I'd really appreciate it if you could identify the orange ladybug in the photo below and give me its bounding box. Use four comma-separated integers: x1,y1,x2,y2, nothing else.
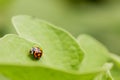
30,47,43,59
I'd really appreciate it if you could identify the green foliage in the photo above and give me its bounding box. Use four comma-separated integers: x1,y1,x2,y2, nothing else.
77,35,110,73
77,35,120,80
12,15,84,71
0,15,120,80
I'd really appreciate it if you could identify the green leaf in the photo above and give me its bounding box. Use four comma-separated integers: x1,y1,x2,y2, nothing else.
0,64,113,80
0,34,91,80
0,15,114,80
0,34,111,80
77,34,110,73
12,15,84,71
10,15,113,80
0,65,104,80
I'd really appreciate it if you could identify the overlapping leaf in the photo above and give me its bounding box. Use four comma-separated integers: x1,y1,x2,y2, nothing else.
12,15,84,71
77,34,110,72
0,15,117,80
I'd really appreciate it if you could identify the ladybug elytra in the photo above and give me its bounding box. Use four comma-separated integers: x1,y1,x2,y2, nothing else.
30,47,43,59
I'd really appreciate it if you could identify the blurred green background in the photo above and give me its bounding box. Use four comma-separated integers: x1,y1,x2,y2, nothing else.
0,0,120,55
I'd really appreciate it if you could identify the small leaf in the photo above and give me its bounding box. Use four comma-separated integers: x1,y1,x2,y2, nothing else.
77,34,110,72
12,15,84,71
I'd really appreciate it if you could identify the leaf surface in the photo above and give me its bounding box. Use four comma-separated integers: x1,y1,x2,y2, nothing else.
12,15,84,71
77,34,110,72
0,34,111,80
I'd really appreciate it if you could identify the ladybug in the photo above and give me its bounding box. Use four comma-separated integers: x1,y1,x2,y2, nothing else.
30,47,43,59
